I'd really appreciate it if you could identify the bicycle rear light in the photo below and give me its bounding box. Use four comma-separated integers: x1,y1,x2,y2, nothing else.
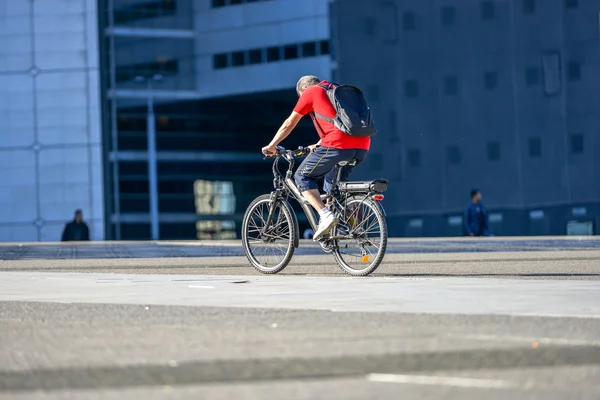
372,194,384,201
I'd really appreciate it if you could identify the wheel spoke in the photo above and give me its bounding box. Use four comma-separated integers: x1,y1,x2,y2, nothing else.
332,198,387,275
244,199,294,273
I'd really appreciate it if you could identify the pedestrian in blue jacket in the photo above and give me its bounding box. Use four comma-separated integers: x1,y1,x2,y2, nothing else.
465,189,491,236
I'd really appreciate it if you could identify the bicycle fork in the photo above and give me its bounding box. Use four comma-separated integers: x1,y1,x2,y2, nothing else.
260,191,281,238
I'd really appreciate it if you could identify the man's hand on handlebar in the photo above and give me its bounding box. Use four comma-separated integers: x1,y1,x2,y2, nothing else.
261,144,277,157
308,144,320,152
261,145,317,159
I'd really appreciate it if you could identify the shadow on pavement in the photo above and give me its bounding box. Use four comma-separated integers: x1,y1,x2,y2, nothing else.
2,345,600,392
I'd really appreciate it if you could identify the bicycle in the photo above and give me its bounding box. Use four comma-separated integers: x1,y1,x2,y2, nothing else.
241,145,388,276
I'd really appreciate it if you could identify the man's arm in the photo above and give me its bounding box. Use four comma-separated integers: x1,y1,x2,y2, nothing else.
262,111,303,154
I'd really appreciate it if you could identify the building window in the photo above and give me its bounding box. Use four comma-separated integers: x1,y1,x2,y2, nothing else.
364,17,377,35
528,137,541,158
381,1,399,44
487,141,500,161
481,1,495,20
403,11,416,31
114,0,177,24
318,40,330,55
124,222,158,241
525,67,539,86
116,59,179,83
408,149,421,167
117,132,146,151
213,53,228,69
159,223,197,240
565,0,578,9
404,79,419,98
484,71,497,90
213,40,328,70
120,224,151,240
570,133,584,154
542,52,561,95
444,75,459,95
284,44,298,60
441,6,456,26
266,46,280,62
248,48,262,64
231,51,245,67
301,41,316,57
120,195,150,213
523,0,535,14
567,61,581,81
119,179,149,195
446,145,461,165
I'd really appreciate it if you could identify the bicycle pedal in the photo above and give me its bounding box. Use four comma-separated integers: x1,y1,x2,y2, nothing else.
318,240,334,253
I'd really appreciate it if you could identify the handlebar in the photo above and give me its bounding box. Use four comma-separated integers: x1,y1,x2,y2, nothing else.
264,145,318,181
262,145,317,160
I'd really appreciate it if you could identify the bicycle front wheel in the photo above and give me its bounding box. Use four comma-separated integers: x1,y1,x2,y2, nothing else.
332,196,387,276
241,194,295,274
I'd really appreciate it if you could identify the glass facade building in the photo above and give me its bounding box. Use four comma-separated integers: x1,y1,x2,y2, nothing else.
98,0,332,240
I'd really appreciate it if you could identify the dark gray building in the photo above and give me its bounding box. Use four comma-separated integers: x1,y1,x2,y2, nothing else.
332,0,600,236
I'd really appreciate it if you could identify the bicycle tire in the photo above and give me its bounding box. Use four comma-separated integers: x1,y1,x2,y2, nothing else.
331,195,388,276
241,194,296,274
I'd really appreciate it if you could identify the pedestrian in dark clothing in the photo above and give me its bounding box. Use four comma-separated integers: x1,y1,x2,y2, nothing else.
61,209,90,241
464,189,491,236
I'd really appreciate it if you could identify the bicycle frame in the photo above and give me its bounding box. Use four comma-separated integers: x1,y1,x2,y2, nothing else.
264,148,359,235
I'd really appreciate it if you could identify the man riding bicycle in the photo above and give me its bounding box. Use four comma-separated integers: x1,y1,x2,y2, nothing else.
262,75,371,241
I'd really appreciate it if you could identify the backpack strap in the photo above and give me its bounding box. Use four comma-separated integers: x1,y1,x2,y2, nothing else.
313,111,334,124
312,83,335,124
309,112,326,137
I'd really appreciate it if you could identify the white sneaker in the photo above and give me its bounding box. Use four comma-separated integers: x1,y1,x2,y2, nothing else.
313,211,338,241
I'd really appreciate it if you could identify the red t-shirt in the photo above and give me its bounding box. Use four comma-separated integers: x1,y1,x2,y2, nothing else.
293,81,371,150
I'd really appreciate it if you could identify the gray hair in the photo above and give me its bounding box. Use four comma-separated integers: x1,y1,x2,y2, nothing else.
296,75,320,96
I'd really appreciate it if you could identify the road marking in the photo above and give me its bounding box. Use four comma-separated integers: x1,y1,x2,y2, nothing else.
366,373,514,389
459,334,600,347
508,313,600,320
188,285,215,289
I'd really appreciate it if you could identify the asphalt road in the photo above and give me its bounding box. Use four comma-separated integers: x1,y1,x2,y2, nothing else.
1,237,599,399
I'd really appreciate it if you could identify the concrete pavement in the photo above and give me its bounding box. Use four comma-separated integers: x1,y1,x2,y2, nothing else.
1,237,599,399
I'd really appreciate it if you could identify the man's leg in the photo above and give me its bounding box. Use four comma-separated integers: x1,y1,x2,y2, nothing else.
322,150,368,234
323,149,368,193
294,147,351,239
302,189,326,212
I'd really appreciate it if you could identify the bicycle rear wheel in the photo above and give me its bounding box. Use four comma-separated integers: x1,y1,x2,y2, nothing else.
331,196,387,276
241,194,295,274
